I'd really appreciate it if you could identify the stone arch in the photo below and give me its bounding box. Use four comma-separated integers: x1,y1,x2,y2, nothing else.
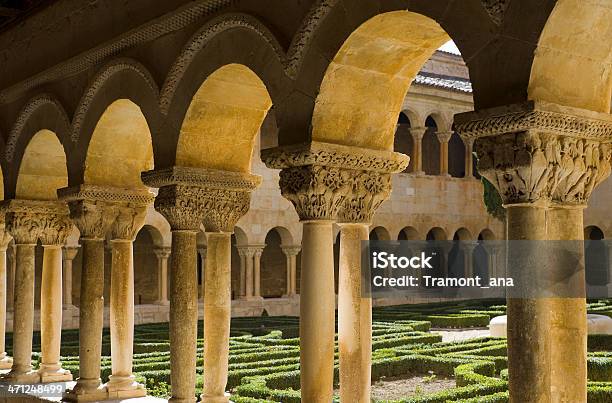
5,94,70,198
584,225,608,287
426,227,447,241
310,10,449,151
71,59,161,184
369,226,390,241
133,226,159,304
15,130,68,201
478,228,497,241
453,227,473,241
172,64,273,173
261,228,289,298
448,132,466,178
422,116,441,175
398,226,420,241
394,112,413,173
529,0,612,113
83,99,154,188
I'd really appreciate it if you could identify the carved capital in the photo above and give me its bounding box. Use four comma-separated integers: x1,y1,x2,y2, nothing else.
142,166,261,232
409,127,427,141
436,131,453,144
339,172,392,223
154,247,171,260
237,246,256,259
110,206,147,241
281,245,301,257
263,142,408,221
63,246,80,261
1,200,72,245
64,200,117,240
0,230,12,250
456,101,612,206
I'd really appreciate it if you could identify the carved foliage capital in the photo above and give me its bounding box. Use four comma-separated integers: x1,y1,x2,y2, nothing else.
111,206,147,241
339,172,392,223
66,200,118,240
475,132,612,206
2,200,72,245
154,185,207,231
281,245,301,257
201,188,251,233
154,247,171,260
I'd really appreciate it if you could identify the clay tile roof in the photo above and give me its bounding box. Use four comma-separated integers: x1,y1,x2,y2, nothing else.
414,72,473,94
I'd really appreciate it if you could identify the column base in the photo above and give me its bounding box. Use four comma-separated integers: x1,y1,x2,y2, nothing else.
105,374,147,399
64,379,106,402
200,392,230,403
155,300,170,306
0,354,12,370
169,398,197,403
1,369,39,383
38,366,73,383
239,295,263,301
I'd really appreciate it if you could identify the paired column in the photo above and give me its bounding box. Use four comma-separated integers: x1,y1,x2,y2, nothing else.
253,247,263,298
456,101,612,403
61,196,117,401
198,246,206,301
409,127,426,175
436,131,453,176
106,206,149,399
154,247,171,305
1,200,52,383
0,230,12,369
281,245,300,297
262,141,408,403
38,207,73,383
62,246,79,309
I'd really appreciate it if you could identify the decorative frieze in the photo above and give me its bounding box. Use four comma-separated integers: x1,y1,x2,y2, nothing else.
262,141,408,221
455,101,612,206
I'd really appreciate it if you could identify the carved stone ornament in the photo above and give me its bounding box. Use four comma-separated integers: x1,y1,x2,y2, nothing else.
58,185,155,239
262,141,408,222
481,0,509,26
0,199,72,245
455,101,612,206
142,166,261,232
281,245,301,257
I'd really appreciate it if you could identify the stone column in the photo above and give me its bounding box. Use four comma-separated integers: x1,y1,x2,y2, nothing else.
436,131,453,177
154,247,171,305
60,194,118,401
456,101,612,403
200,172,260,403
262,142,408,403
409,127,426,175
238,247,255,299
62,246,79,308
144,181,204,403
253,246,263,297
1,200,44,383
237,248,247,298
38,207,73,383
107,206,149,398
460,241,479,278
6,244,15,312
281,245,300,297
198,246,206,301
337,168,396,403
0,230,12,370
464,137,475,178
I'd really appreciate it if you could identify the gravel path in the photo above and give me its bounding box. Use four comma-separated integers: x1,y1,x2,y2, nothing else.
432,328,490,342
370,375,456,401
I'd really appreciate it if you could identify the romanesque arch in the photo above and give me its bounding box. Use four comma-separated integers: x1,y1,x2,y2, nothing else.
398,226,420,240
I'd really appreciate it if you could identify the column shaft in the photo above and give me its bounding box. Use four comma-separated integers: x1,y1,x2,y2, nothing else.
290,254,297,295
201,232,232,403
169,231,198,403
338,223,371,403
239,253,246,298
506,206,551,403
72,239,106,395
8,244,36,381
244,251,253,298
253,251,261,297
285,253,292,295
300,221,335,402
6,246,15,311
107,240,145,397
0,246,11,369
39,245,71,382
464,139,474,178
157,253,169,305
547,207,587,403
440,141,449,175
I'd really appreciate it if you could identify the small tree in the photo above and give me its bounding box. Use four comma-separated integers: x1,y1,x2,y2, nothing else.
482,176,505,221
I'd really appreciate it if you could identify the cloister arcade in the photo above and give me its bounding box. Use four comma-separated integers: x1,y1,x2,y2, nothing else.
0,1,610,403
